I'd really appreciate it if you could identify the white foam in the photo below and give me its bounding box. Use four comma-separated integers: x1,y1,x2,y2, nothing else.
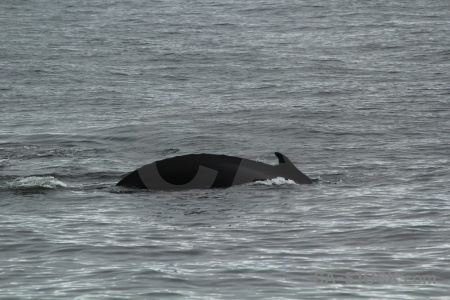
252,177,297,186
10,176,67,189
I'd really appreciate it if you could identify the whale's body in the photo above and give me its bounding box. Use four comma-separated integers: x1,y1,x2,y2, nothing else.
116,152,313,190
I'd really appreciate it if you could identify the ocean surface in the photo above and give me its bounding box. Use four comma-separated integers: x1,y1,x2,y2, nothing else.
1,0,449,299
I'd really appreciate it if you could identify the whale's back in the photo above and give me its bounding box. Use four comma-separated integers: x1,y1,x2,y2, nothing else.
116,152,313,190
155,154,241,188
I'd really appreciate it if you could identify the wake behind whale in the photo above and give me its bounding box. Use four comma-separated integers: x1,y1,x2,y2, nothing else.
117,152,313,190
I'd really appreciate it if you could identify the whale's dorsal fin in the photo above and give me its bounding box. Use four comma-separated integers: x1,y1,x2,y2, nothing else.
274,152,313,184
275,152,287,164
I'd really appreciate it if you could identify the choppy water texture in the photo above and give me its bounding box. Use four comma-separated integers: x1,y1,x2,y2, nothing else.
1,0,450,299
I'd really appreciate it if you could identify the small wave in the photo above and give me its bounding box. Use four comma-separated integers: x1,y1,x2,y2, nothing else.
10,176,67,190
252,177,297,186
0,159,10,168
163,148,180,155
318,173,345,184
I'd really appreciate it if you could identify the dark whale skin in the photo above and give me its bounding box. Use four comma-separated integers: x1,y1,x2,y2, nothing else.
117,152,313,190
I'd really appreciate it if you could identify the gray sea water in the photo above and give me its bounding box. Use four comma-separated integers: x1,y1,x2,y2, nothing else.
1,0,450,299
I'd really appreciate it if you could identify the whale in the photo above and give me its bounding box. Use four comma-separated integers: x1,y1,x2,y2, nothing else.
116,152,313,190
